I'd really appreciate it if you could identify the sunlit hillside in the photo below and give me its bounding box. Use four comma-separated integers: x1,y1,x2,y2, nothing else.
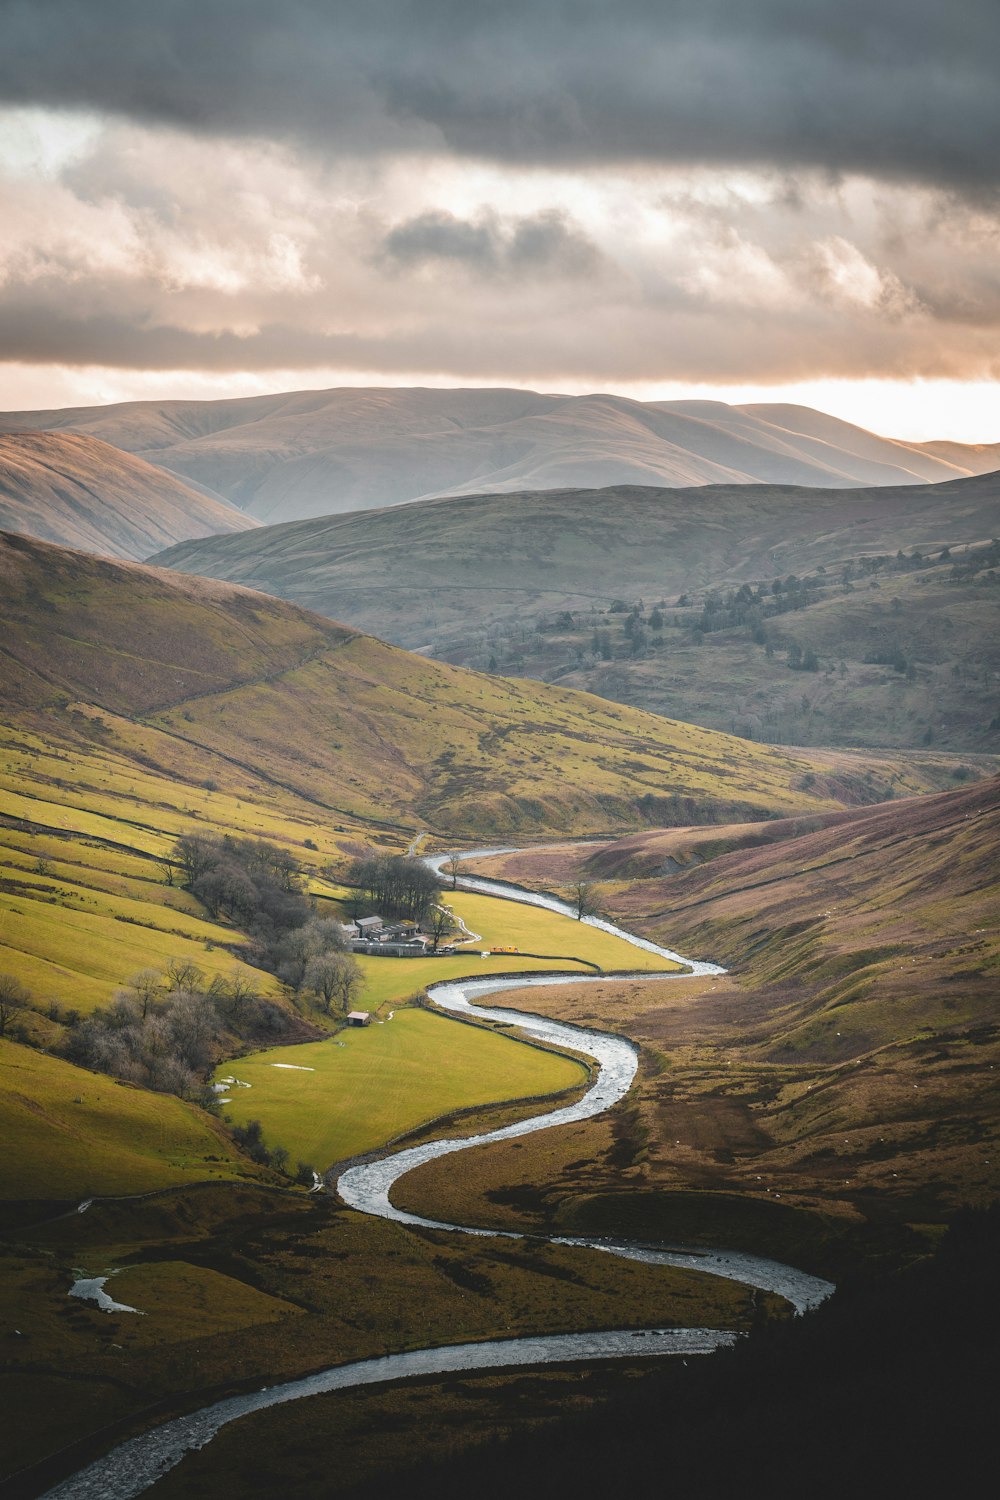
0,529,976,1017
0,430,252,559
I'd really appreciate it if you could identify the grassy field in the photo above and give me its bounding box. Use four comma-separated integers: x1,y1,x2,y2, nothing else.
215,1007,588,1168
0,1040,257,1201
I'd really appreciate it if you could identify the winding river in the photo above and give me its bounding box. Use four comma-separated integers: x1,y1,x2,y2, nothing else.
43,849,834,1499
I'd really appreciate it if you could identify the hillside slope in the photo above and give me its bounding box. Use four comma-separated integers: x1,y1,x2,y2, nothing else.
151,470,1000,752
4,387,998,524
0,430,253,559
152,468,1000,632
436,779,1000,1241
4,530,949,841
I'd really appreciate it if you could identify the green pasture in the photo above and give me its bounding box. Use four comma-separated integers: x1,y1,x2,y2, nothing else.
0,836,282,1013
343,889,679,1014
0,1040,254,1199
215,1007,588,1168
447,889,674,971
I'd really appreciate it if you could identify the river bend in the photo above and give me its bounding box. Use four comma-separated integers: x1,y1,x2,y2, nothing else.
43,848,833,1499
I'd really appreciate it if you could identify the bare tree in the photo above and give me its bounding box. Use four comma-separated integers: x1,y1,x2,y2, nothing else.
166,958,204,994
428,904,455,952
442,852,463,890
571,881,601,921
0,974,29,1037
125,968,162,1019
305,953,364,1015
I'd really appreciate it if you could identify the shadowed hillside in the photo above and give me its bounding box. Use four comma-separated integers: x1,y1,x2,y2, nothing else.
0,430,253,559
152,469,1000,751
4,386,999,524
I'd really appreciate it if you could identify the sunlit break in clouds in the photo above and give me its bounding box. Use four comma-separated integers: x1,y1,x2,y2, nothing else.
0,1,998,438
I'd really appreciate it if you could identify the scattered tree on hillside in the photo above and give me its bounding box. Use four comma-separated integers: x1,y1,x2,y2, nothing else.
304,952,364,1015
0,974,29,1037
571,881,602,921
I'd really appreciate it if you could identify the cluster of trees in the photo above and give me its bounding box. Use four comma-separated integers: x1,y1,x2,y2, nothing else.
172,833,367,1016
230,1118,318,1184
786,642,820,671
173,834,370,1020
60,963,293,1098
174,835,312,967
346,852,441,922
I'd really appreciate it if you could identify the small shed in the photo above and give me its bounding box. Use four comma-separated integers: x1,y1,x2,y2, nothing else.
347,1010,371,1027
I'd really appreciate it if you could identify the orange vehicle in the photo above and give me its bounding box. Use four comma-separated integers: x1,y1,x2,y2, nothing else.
490,945,520,954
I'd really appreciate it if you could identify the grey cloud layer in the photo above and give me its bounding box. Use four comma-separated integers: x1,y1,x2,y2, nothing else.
2,1,998,188
380,210,602,278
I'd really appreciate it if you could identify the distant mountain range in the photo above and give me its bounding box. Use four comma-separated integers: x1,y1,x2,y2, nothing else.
0,429,254,559
3,386,999,528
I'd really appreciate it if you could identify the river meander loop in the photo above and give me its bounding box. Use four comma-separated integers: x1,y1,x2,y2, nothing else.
43,848,833,1499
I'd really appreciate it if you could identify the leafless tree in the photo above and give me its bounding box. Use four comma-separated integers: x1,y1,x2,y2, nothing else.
305,953,364,1015
571,881,601,921
166,958,204,995
125,968,162,1019
442,852,463,890
0,974,29,1037
428,904,455,952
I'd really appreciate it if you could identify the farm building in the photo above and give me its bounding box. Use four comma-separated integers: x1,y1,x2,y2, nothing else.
347,1011,371,1027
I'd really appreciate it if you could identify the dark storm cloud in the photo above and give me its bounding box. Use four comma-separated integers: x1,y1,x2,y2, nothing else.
2,1,998,190
380,209,601,277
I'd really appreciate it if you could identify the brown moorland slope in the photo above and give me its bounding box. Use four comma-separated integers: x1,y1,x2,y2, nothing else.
0,430,252,559
439,780,1000,1255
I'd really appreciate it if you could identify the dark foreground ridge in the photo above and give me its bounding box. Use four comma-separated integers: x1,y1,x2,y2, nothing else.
352,1204,1000,1500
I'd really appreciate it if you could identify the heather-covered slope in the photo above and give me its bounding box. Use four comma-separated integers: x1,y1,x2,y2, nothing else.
0,430,253,559
4,386,998,524
452,779,1000,1237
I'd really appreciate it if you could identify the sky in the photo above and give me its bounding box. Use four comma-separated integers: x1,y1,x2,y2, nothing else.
0,1,998,441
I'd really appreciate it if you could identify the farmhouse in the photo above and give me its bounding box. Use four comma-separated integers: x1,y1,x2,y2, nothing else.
347,1010,371,1027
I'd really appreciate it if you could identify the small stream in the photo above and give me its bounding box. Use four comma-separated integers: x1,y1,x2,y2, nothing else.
43,848,833,1499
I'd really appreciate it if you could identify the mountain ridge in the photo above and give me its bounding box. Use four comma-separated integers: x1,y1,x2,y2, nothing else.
3,386,998,526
